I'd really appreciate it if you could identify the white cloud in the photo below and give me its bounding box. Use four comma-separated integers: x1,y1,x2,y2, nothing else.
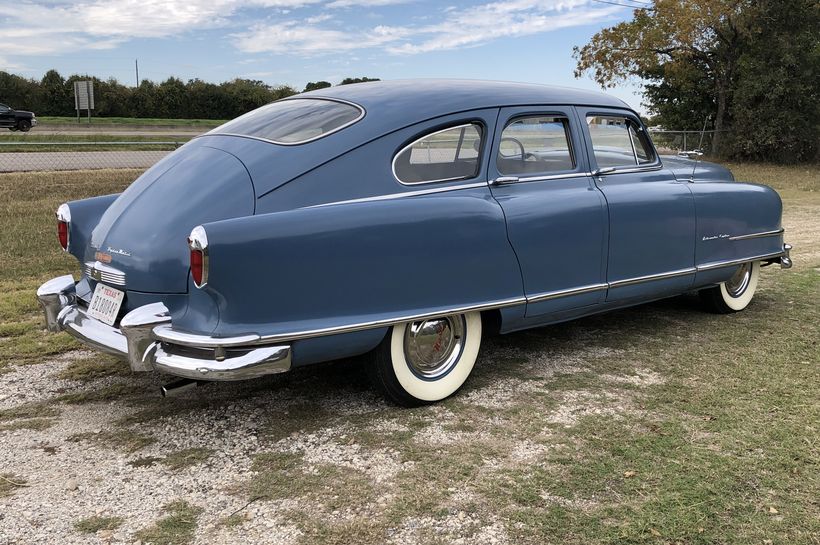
0,0,621,60
236,0,621,56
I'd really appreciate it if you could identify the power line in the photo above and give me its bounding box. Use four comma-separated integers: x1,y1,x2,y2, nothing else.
591,0,654,9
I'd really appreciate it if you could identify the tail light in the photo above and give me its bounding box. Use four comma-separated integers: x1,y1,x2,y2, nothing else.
188,226,209,288
56,203,71,251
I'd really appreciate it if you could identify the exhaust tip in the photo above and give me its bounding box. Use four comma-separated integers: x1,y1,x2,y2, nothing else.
161,378,199,397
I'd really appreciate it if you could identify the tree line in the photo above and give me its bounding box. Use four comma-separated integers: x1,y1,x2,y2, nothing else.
574,0,818,163
0,71,379,120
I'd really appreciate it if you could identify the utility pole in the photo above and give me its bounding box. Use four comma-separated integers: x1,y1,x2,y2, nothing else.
135,59,140,87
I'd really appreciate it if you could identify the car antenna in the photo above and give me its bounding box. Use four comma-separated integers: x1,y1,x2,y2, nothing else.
688,115,711,183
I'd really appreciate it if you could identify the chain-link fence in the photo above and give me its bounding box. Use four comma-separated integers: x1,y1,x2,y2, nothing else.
0,141,185,173
648,129,726,155
0,130,728,174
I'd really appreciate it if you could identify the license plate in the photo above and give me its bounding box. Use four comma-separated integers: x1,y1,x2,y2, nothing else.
88,284,125,326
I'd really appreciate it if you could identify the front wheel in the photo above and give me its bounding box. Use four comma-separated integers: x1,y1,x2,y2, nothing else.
368,312,482,406
17,120,31,132
700,261,761,313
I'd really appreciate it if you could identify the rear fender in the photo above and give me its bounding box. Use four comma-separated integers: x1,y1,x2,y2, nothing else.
64,194,120,264
182,189,524,340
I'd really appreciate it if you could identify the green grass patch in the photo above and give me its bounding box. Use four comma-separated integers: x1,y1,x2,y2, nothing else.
134,500,203,545
0,401,60,422
56,382,145,404
0,418,56,431
56,355,131,382
74,515,124,534
161,448,215,470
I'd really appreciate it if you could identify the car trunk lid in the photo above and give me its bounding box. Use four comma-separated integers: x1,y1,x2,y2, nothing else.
88,142,254,294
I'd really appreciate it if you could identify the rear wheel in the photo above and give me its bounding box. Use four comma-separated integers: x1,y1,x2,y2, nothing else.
368,312,482,406
17,120,31,132
700,261,760,313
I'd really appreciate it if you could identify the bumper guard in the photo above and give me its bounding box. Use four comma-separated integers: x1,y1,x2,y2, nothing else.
36,276,291,381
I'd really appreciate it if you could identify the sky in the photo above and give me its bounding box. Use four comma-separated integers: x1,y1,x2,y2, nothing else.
0,0,649,112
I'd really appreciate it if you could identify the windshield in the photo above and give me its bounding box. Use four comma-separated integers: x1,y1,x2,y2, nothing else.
210,98,363,145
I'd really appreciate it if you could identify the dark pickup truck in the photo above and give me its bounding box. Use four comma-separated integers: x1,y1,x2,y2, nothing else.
0,103,37,132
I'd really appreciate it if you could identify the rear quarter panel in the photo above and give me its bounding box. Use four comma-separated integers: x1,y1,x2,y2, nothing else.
183,188,524,339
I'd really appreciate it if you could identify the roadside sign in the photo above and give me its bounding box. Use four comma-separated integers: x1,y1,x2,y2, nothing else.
74,80,95,123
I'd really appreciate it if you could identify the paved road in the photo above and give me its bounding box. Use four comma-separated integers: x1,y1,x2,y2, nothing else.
0,129,206,137
0,150,171,172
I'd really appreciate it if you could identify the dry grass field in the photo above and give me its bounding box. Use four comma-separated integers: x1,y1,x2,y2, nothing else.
0,163,817,544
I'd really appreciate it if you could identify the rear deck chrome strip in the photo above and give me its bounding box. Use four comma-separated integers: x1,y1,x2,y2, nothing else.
728,228,784,241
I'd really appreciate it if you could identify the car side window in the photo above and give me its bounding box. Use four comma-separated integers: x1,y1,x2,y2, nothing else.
587,115,655,169
497,116,575,176
393,123,483,184
0,104,9,112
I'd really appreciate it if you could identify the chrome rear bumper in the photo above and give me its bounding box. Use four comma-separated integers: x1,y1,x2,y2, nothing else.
36,276,291,381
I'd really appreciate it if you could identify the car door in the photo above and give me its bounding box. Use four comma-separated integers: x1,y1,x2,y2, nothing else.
576,107,696,302
0,104,12,128
489,106,608,320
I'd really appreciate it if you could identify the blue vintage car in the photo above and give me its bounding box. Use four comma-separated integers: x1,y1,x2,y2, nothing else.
37,80,792,405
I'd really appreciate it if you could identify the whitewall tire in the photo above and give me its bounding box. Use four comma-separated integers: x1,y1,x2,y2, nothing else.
700,261,761,313
368,312,482,406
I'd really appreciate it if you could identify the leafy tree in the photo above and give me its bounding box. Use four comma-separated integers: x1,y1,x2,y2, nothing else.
303,81,332,92
339,77,380,85
574,0,818,162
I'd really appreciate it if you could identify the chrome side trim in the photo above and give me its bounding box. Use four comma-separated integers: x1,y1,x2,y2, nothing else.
84,261,127,287
728,228,784,241
307,182,489,208
201,97,365,146
255,296,527,343
153,326,261,348
526,283,608,304
608,268,697,288
392,122,483,186
696,250,787,272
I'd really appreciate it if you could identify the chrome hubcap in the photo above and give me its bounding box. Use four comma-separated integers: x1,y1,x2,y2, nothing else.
725,262,752,297
403,315,465,379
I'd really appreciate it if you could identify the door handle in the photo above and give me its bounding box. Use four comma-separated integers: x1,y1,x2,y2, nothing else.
492,176,519,186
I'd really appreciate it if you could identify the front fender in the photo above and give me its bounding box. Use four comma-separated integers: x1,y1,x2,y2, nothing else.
182,189,524,339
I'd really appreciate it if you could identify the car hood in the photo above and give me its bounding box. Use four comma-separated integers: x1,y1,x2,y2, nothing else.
13,110,34,117
88,142,255,293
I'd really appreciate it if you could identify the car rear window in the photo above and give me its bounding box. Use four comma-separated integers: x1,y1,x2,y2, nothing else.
211,98,363,144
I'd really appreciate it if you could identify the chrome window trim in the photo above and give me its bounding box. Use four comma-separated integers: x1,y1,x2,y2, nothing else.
595,164,664,176
513,171,592,183
728,228,784,241
586,113,663,174
307,181,489,208
392,122,484,186
200,97,365,146
496,114,578,179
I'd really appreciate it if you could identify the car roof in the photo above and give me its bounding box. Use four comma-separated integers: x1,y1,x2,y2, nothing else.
302,79,632,123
